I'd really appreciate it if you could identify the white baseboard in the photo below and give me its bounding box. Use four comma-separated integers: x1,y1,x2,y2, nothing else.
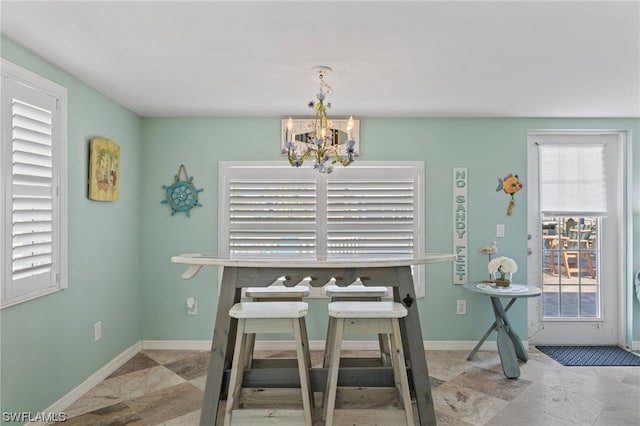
632,341,640,351
141,339,212,351
31,341,141,425
141,339,505,352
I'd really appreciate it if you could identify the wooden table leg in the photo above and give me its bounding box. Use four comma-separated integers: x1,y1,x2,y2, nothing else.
394,266,436,426
492,297,528,362
200,267,241,426
490,297,520,379
467,298,517,361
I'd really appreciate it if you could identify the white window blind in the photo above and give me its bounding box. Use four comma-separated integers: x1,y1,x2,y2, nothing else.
219,161,425,295
11,97,55,283
228,179,317,257
538,143,607,216
327,179,415,256
2,59,68,308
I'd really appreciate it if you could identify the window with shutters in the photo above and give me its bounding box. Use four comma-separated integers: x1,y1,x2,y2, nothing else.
219,161,425,295
1,59,68,308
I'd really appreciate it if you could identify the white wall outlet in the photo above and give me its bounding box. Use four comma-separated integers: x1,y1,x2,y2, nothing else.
94,321,102,341
496,224,505,238
456,300,466,315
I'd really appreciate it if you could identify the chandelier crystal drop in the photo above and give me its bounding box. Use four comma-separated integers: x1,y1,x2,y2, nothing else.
283,66,356,173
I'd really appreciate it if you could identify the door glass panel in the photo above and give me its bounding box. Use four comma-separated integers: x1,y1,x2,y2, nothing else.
541,216,599,318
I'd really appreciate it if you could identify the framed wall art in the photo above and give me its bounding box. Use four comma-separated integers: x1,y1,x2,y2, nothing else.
89,137,120,201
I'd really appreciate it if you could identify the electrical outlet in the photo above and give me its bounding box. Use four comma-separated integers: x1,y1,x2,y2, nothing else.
456,300,466,315
94,321,102,341
496,224,505,238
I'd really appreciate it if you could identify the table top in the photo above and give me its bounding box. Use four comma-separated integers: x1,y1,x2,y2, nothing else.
171,253,456,268
463,282,542,298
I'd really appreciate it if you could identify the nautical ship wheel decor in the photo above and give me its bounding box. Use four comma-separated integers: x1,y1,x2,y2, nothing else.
161,164,204,217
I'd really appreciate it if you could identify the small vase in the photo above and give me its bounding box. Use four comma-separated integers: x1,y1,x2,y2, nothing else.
493,272,512,287
495,279,511,287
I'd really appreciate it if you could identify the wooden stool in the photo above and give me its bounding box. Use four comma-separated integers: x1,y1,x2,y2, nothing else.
225,301,314,426
323,283,392,367
323,301,414,426
244,285,310,368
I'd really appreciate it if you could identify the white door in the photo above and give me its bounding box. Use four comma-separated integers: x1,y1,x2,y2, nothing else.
527,131,627,345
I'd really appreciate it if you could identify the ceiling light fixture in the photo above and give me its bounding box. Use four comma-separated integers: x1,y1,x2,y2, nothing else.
283,66,356,173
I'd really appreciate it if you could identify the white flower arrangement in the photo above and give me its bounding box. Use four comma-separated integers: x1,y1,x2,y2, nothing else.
488,256,518,280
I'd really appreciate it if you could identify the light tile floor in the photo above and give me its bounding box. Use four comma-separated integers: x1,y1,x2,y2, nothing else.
58,348,640,425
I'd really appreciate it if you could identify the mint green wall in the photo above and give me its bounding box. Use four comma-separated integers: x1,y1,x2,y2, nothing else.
0,38,143,416
140,118,268,339
141,117,639,344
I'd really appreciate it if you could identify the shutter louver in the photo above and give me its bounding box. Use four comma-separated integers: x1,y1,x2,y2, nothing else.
327,180,415,255
228,179,316,257
11,98,54,283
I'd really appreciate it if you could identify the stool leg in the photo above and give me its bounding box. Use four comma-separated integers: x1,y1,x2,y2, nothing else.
373,296,392,367
300,317,313,369
224,319,248,426
390,318,415,426
323,316,336,368
323,317,344,426
378,333,392,366
243,332,256,368
293,318,314,426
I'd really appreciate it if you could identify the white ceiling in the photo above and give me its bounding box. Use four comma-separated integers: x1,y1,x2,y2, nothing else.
2,1,639,118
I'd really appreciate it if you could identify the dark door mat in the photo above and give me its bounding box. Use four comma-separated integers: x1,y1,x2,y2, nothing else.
536,345,640,366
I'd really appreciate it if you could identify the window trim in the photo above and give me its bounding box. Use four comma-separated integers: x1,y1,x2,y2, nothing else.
1,59,68,309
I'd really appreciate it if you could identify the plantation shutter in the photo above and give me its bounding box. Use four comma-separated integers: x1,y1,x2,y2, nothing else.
327,179,416,256
219,162,424,295
538,143,608,216
4,78,59,299
222,166,317,258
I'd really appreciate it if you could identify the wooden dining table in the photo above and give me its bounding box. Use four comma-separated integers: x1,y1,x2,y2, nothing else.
171,253,455,426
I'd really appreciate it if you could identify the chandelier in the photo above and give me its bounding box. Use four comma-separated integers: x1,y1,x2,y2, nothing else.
283,66,356,173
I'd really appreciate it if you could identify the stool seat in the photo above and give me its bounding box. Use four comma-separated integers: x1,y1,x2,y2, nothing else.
325,284,388,298
245,285,310,299
230,301,308,319
328,301,407,318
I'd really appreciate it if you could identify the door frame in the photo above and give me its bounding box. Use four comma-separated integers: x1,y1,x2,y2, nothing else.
526,130,628,346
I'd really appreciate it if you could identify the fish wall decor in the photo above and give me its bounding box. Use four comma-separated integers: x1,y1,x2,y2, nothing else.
496,173,523,216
